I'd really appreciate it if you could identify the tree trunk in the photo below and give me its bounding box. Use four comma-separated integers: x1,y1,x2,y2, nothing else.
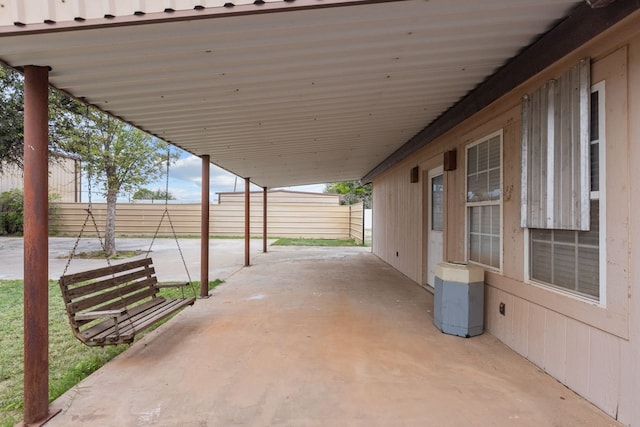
104,188,117,257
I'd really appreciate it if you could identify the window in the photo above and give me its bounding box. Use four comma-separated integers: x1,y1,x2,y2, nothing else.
466,132,501,269
431,174,444,232
528,83,605,300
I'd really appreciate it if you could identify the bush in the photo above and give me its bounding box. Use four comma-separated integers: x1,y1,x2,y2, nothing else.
0,189,24,235
48,193,61,235
0,189,61,236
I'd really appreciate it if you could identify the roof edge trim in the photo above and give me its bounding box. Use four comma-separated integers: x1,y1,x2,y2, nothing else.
0,0,404,37
361,0,640,184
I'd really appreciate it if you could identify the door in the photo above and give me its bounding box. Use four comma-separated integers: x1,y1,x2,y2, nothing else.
427,166,444,287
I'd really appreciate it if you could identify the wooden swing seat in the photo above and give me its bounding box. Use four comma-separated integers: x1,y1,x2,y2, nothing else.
59,257,195,347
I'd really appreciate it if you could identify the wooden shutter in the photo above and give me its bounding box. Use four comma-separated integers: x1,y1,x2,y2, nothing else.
521,59,590,230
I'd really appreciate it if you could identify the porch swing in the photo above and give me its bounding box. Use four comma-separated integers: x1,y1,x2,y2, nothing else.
58,138,196,347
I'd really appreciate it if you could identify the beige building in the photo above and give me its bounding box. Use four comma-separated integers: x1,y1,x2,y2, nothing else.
368,14,640,425
0,156,80,202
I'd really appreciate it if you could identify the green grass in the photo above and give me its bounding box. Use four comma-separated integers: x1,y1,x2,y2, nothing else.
0,279,221,427
158,279,222,300
271,237,361,247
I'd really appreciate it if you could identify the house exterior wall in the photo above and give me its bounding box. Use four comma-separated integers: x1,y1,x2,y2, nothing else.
372,12,640,425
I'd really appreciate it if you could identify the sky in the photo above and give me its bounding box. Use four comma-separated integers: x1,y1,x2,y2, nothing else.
85,148,327,203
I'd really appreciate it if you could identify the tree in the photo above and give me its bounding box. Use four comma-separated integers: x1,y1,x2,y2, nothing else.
324,180,372,209
0,65,84,172
132,188,175,202
0,67,23,172
1,65,178,255
69,108,179,256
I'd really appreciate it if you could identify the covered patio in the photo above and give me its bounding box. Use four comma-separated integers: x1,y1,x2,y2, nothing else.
2,1,637,424
46,246,618,426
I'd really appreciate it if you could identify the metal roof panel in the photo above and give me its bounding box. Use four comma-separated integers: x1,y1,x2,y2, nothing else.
0,0,581,187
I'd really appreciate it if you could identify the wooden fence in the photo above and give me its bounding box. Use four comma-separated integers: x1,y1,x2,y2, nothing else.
53,201,365,241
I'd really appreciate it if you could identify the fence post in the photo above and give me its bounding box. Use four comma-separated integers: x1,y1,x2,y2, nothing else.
200,155,210,298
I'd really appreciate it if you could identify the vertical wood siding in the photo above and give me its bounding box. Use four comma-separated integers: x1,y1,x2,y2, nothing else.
484,286,623,418
623,26,640,426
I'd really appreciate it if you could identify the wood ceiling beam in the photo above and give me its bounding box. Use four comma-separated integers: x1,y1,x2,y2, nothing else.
361,0,640,183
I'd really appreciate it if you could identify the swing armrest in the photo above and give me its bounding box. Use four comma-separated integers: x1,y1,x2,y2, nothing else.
75,308,127,321
154,281,190,288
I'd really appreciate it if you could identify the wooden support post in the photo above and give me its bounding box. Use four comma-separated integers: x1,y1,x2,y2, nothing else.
245,178,250,266
23,65,52,425
200,155,210,298
263,187,268,253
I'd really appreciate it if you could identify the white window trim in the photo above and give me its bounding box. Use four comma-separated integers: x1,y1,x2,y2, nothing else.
524,81,606,305
465,129,503,272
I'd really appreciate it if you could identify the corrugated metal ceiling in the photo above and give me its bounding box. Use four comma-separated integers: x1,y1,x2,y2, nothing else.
0,0,582,188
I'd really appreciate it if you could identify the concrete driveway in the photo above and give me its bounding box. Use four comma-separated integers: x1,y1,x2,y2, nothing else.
42,245,618,427
0,236,274,281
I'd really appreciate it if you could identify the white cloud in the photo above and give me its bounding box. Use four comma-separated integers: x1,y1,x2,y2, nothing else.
170,156,204,184
277,183,326,193
169,154,245,198
167,183,201,203
213,173,238,187
171,155,247,187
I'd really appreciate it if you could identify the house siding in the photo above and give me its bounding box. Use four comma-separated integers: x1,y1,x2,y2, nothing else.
372,12,640,425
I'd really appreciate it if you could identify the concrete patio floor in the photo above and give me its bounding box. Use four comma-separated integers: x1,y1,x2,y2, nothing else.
45,246,619,427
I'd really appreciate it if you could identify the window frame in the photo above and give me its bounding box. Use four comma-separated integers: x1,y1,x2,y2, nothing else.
465,129,503,271
524,81,606,304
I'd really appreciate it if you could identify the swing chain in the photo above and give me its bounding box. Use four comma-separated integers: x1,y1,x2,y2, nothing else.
145,145,196,298
166,210,193,284
61,209,90,277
